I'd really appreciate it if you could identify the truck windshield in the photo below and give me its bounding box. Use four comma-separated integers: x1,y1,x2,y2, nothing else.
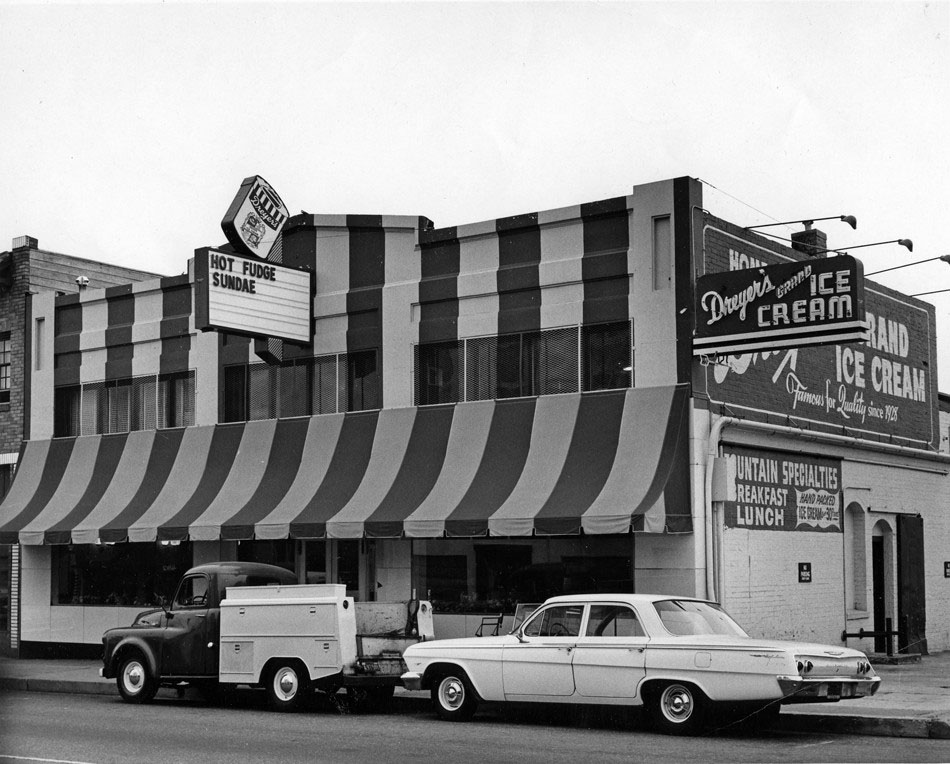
174,575,210,609
652,600,748,637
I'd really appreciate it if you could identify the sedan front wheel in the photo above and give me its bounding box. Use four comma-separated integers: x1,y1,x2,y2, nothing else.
432,671,478,721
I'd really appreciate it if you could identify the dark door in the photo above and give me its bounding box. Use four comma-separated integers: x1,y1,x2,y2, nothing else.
161,573,216,676
897,514,927,655
871,536,885,653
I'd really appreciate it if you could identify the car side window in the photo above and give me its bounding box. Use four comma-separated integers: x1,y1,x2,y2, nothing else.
585,604,644,637
173,575,209,609
522,605,583,637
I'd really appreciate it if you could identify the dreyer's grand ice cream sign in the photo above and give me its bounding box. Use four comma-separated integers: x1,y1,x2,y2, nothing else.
700,225,937,447
695,255,867,356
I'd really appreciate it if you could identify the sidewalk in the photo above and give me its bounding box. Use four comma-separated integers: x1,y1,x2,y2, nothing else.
1,652,948,739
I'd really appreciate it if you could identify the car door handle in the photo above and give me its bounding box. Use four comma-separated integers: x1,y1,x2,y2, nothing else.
194,613,206,618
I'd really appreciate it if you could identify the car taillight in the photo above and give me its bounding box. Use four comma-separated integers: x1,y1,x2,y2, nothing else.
796,659,813,674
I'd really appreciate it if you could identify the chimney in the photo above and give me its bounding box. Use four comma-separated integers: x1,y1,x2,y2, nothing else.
12,235,38,250
791,226,827,258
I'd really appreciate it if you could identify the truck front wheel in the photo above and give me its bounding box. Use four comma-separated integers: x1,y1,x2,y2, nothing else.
117,654,158,704
266,662,310,712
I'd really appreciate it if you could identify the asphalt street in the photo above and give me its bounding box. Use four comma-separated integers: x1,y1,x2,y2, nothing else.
2,689,949,764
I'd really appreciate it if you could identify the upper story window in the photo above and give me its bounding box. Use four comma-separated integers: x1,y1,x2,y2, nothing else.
223,350,380,423
0,332,10,404
413,321,633,406
53,371,196,437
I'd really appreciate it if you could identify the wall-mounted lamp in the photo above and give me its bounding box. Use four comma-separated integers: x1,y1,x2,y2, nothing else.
808,239,913,257
745,215,857,231
866,253,950,276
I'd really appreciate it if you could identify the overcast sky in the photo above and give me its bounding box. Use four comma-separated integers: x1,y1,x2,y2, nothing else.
2,1,948,382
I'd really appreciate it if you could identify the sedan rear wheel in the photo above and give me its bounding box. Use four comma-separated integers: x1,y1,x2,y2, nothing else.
432,671,477,721
651,682,706,735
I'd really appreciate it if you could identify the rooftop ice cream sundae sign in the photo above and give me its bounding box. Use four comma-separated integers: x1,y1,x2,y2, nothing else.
221,175,289,259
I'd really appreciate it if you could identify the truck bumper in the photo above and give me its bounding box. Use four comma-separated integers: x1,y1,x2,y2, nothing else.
400,671,423,691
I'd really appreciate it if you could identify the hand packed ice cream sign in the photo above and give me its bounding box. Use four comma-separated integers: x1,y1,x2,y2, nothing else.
724,446,841,533
221,175,289,259
694,255,867,357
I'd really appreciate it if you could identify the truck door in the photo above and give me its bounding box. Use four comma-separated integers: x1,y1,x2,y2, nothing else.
162,572,216,677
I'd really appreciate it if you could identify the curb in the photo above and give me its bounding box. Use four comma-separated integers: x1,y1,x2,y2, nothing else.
0,677,117,696
778,710,950,740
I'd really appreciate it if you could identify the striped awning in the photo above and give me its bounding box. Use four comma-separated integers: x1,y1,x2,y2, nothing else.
0,385,690,545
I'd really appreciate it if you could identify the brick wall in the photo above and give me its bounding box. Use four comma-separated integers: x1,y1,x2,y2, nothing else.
722,527,844,644
0,250,30,454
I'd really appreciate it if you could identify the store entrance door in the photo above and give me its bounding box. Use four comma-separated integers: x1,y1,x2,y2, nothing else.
871,534,886,653
897,514,927,655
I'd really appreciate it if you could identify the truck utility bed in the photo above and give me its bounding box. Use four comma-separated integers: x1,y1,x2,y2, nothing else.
219,583,433,689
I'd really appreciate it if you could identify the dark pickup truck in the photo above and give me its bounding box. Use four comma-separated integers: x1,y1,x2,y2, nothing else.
100,561,433,711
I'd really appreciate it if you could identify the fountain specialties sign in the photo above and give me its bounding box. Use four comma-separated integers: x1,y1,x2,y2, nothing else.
694,255,867,357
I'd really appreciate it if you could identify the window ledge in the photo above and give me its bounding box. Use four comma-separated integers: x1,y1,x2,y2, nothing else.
846,609,870,621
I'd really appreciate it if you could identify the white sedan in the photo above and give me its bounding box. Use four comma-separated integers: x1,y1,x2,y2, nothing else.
401,593,881,735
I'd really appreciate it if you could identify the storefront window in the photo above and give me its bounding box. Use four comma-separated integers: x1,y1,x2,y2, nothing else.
54,386,81,437
415,341,461,405
223,352,380,423
53,372,196,436
236,539,295,574
52,541,192,607
412,537,633,614
415,322,631,407
582,321,632,391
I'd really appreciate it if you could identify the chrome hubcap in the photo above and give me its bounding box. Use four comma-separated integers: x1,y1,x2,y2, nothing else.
661,685,693,722
274,669,298,701
123,662,144,693
439,677,464,710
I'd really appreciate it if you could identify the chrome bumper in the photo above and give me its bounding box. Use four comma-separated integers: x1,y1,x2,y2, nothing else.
778,675,881,702
400,671,423,691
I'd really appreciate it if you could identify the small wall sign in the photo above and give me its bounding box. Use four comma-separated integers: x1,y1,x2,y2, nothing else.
798,562,812,583
944,561,950,578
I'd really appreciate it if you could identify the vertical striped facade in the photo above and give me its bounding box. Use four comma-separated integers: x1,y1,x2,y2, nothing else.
15,180,694,546
53,275,194,388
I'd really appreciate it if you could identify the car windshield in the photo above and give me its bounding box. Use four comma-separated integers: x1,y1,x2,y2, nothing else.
652,600,748,637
